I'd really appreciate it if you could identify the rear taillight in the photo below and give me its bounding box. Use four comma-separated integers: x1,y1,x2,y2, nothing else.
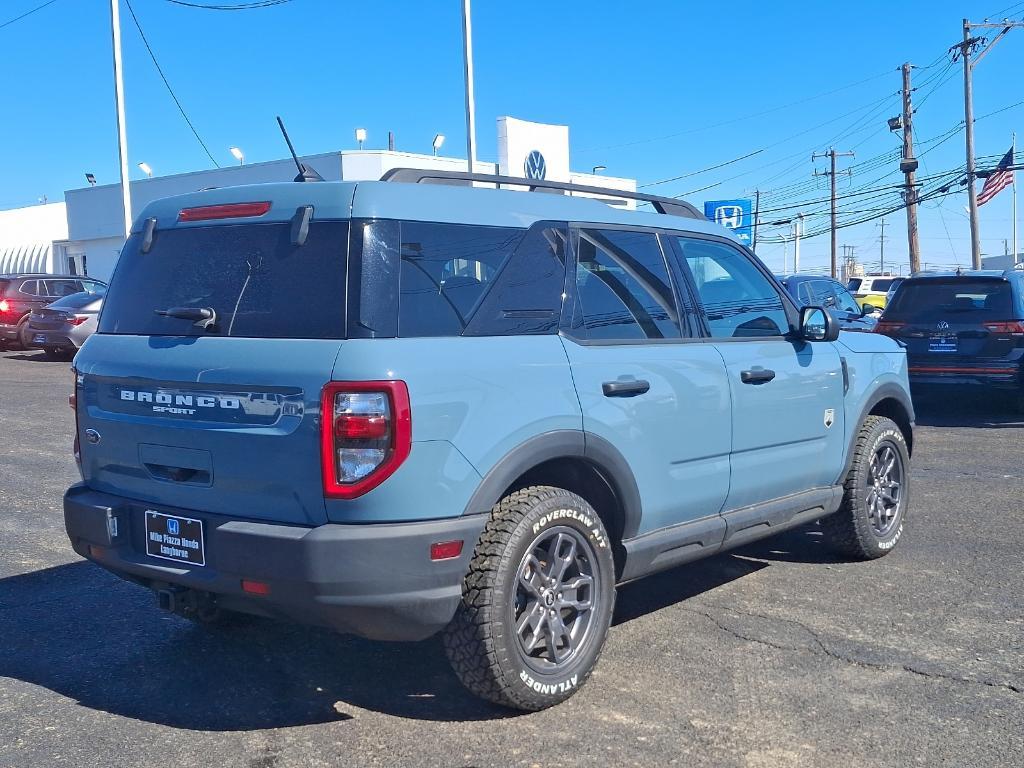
983,321,1024,335
67,315,90,326
177,201,271,222
874,321,905,335
0,299,9,313
321,381,411,499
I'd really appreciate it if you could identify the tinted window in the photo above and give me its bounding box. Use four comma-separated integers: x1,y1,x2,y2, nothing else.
571,228,681,340
398,222,525,337
465,223,567,336
885,279,1014,321
99,222,348,338
43,279,86,298
810,279,838,307
676,237,789,338
848,278,863,291
18,280,39,296
872,278,895,292
831,283,862,314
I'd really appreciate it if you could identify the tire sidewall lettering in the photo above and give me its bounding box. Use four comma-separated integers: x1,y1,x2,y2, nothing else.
530,507,608,549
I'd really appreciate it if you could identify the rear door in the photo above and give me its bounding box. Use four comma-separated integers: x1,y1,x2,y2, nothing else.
76,218,351,526
560,226,731,536
671,235,845,511
882,277,1023,371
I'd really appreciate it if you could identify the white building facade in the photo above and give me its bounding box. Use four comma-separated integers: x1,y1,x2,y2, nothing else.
56,117,636,283
0,202,70,274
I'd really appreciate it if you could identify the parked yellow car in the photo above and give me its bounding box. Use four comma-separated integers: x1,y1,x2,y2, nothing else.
847,275,903,311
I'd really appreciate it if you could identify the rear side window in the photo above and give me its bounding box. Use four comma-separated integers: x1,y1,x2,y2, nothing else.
676,237,789,338
570,228,681,341
872,278,895,292
885,279,1015,321
18,280,40,296
848,278,863,292
397,222,525,337
99,221,348,338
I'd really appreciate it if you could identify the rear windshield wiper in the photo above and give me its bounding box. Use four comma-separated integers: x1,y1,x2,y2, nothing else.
154,306,217,330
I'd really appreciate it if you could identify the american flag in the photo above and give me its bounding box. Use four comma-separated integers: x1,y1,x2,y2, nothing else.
977,146,1015,206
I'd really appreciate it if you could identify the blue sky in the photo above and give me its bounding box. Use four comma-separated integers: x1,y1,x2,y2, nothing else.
2,0,1022,273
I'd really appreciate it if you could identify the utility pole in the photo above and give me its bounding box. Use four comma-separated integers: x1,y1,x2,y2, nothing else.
813,148,855,278
841,244,856,283
900,62,921,273
752,189,760,252
460,0,477,174
110,0,131,238
793,213,803,273
956,18,1024,269
878,217,887,274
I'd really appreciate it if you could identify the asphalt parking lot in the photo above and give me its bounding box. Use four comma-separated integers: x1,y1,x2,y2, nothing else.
1,348,1021,768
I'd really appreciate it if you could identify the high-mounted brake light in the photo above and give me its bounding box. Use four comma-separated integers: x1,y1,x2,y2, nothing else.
321,381,411,499
177,201,271,222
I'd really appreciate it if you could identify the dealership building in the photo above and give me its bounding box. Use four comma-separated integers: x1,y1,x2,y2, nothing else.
1,117,636,283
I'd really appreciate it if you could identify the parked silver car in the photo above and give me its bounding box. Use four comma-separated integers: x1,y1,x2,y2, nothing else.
27,290,104,359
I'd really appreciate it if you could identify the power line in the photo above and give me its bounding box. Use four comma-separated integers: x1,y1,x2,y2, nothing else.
124,0,220,167
163,0,293,9
0,0,60,30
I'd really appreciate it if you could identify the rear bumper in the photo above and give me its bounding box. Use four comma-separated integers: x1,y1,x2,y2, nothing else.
908,362,1023,390
0,323,19,341
63,484,486,641
26,328,77,348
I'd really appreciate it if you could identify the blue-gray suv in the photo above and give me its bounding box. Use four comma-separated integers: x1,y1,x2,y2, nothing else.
63,169,914,711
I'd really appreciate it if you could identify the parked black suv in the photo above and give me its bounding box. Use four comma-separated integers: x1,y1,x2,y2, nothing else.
0,274,106,349
874,269,1024,408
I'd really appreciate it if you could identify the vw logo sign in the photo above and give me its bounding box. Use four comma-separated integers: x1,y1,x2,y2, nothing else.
524,150,547,180
936,321,950,330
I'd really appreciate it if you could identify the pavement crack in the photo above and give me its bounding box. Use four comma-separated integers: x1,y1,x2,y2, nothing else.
682,602,1022,695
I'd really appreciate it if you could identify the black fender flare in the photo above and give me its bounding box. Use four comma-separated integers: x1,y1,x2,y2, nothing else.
461,430,644,539
837,382,915,484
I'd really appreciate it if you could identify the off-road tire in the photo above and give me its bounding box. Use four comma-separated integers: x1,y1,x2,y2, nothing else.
822,415,910,559
443,485,615,711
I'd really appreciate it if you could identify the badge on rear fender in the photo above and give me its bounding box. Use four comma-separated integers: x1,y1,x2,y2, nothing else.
824,409,835,429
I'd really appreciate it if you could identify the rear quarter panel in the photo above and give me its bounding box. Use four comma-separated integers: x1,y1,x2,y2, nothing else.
326,336,581,523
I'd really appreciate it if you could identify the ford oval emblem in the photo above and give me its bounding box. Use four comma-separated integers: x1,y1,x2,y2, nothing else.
84,428,101,445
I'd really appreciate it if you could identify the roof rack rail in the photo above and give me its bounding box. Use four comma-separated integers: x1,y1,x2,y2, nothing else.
378,168,703,220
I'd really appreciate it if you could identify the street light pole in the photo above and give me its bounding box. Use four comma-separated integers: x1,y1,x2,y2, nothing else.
110,0,131,238
460,0,477,174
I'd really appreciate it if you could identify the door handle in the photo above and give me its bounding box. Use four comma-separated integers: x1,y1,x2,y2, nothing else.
602,379,651,397
740,368,776,385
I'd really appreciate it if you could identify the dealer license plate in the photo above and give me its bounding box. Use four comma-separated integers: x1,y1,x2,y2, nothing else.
32,334,46,344
928,334,958,353
145,510,205,566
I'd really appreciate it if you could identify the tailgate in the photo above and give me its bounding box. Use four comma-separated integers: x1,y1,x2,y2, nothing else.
76,335,341,525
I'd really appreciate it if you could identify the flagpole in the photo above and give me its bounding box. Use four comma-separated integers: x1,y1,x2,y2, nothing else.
1014,132,1018,265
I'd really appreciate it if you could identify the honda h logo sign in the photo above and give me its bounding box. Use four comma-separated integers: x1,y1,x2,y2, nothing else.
714,205,744,230
524,150,547,180
703,199,753,245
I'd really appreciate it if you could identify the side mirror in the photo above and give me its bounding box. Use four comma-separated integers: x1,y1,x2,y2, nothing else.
800,306,840,342
861,303,880,317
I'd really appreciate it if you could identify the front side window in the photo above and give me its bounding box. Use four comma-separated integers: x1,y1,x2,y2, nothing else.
832,283,862,314
570,228,681,341
676,237,789,339
42,279,85,298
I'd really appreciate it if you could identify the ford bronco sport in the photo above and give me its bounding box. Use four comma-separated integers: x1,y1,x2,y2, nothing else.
64,169,914,711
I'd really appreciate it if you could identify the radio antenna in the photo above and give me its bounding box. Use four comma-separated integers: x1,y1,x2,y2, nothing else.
276,116,324,183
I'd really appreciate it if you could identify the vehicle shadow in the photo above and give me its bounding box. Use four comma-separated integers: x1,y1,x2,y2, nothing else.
912,391,1023,428
0,351,64,363
0,549,782,730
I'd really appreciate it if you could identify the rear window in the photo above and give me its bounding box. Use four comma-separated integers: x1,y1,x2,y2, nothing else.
99,221,348,338
48,291,103,310
885,279,1014,321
